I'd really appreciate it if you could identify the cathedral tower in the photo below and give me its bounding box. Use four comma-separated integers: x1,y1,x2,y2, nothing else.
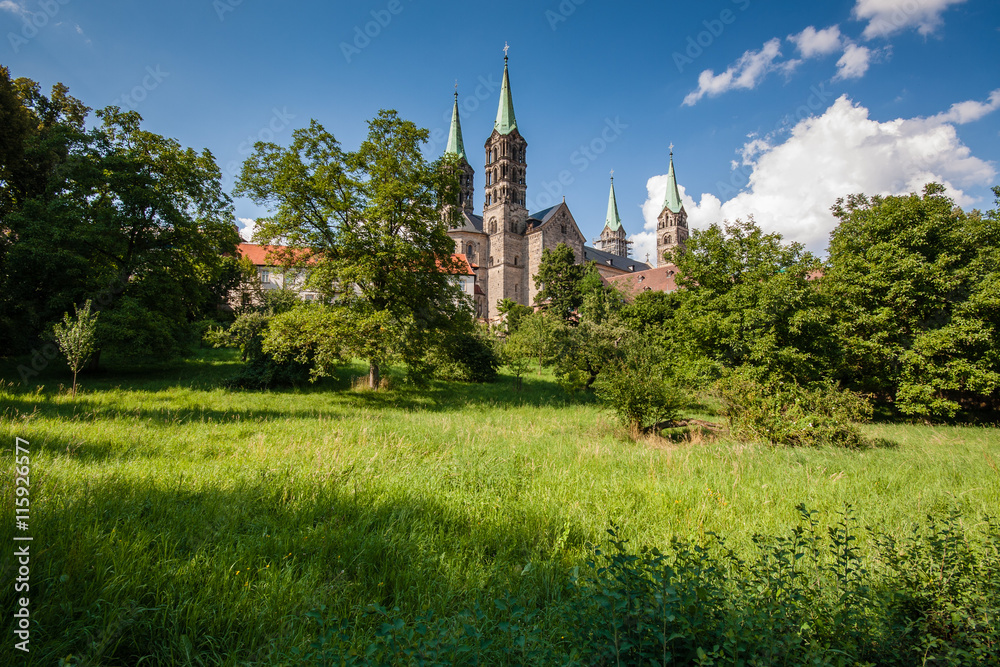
445,89,475,213
656,149,688,266
484,51,529,318
595,174,631,258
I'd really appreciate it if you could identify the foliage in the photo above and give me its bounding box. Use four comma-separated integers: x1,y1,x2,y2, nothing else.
285,507,1000,666
51,300,99,397
496,297,533,334
263,305,346,382
427,325,500,383
0,72,239,360
235,111,468,388
665,218,835,387
825,184,1000,419
593,335,685,432
717,375,874,448
505,311,563,374
532,243,587,322
873,508,1000,664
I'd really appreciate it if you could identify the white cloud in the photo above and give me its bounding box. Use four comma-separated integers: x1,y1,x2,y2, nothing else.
834,43,873,80
0,1,27,16
853,0,968,38
238,218,258,243
789,25,844,58
633,94,998,259
683,38,787,106
931,88,1000,124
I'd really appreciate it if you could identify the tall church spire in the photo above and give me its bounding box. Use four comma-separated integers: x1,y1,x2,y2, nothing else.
445,90,466,160
656,146,688,267
605,175,623,232
495,49,518,136
662,149,683,215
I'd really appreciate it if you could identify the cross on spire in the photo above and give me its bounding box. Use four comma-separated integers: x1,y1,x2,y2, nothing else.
503,41,510,58
669,142,674,155
610,169,615,181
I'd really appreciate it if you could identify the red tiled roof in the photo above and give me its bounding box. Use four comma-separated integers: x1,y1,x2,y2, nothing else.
241,243,473,277
437,253,475,276
237,244,316,266
606,264,680,297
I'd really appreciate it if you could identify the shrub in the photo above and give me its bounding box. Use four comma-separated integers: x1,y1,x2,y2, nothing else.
717,375,874,448
593,341,684,432
428,328,500,383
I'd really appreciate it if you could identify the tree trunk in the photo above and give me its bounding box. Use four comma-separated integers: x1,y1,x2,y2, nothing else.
369,359,380,390
71,370,78,398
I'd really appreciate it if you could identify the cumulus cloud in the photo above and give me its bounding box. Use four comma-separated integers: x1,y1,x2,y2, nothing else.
238,218,258,243
853,0,968,38
632,93,998,259
0,1,27,15
834,43,874,80
789,25,844,58
931,89,1000,124
683,38,788,106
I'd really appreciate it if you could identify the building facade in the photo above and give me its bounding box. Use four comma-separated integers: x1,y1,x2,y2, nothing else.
445,54,689,319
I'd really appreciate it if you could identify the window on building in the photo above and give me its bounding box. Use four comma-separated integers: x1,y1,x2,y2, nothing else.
561,225,567,234
261,270,270,283
514,283,518,295
466,243,473,258
489,256,493,266
513,256,518,266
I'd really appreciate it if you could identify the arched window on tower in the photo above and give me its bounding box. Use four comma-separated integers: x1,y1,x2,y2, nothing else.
489,219,497,233
663,234,672,245
466,243,474,259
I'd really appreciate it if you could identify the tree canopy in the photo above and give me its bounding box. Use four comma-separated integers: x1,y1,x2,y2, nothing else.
235,110,470,387
1,67,239,363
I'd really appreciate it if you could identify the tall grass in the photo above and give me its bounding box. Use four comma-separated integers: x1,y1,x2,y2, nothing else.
1,350,998,664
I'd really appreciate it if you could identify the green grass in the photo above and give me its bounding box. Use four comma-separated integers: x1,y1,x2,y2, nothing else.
1,349,998,664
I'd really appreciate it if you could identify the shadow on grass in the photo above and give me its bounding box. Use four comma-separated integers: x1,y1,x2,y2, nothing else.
0,468,584,666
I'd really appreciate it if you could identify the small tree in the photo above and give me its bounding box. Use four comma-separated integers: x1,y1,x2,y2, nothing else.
52,300,99,397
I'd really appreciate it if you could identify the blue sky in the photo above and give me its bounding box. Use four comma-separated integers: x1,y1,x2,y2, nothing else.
2,0,998,260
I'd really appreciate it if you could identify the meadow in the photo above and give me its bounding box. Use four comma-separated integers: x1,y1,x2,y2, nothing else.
1,349,998,665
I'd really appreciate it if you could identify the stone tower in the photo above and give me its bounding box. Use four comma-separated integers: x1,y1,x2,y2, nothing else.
445,89,475,213
595,175,631,258
656,149,688,266
484,53,529,319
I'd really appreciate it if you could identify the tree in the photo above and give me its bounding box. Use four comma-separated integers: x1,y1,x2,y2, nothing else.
1,77,239,361
496,297,533,334
235,111,468,389
665,217,834,386
508,311,563,374
533,243,587,322
51,300,99,397
824,184,1000,418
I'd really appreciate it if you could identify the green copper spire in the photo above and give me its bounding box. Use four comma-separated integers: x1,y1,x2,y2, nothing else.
662,149,684,215
605,175,623,232
445,90,466,160
494,52,518,135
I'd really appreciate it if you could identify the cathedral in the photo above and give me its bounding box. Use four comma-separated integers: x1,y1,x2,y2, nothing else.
444,54,689,320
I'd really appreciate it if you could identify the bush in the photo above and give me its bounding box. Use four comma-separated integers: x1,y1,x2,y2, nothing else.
428,328,499,383
718,375,874,448
284,506,1000,666
593,340,684,432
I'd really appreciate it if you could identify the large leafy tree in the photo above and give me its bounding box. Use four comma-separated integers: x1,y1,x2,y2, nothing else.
1,71,239,360
824,184,1000,418
533,242,588,322
666,217,835,385
235,111,468,388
